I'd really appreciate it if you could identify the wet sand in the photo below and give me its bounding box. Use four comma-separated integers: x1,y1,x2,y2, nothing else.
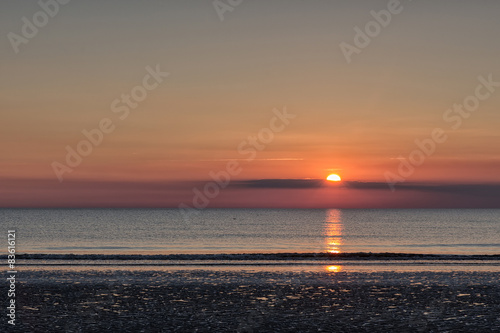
2,269,499,332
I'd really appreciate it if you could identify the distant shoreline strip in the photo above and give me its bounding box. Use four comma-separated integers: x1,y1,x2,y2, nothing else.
3,252,500,261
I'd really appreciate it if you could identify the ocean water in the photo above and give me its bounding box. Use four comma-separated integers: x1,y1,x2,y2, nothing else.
1,208,499,256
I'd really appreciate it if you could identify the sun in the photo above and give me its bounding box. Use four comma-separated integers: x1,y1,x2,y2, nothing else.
326,174,342,182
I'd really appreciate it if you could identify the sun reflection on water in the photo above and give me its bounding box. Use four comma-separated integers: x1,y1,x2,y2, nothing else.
325,209,343,254
325,265,342,272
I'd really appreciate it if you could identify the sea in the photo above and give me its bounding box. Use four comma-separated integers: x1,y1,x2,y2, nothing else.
2,208,499,272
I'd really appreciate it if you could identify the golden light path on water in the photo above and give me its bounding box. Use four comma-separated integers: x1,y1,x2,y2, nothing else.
325,209,343,254
324,209,343,272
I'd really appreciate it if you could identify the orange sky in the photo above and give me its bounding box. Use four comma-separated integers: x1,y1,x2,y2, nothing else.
1,1,500,207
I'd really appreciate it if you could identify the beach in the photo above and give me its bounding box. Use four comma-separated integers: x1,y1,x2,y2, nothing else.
3,267,499,332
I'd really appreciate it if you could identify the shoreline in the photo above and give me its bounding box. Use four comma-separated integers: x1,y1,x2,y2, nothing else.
5,252,500,260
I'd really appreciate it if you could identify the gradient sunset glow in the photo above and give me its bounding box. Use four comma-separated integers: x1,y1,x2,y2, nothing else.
1,1,500,208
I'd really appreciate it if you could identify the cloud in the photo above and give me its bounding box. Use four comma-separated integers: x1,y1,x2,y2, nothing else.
229,179,500,198
232,179,325,189
344,181,500,197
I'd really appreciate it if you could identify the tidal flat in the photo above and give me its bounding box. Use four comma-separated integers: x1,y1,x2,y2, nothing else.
2,269,499,332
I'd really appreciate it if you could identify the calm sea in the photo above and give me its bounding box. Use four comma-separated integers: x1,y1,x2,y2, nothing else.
1,208,499,255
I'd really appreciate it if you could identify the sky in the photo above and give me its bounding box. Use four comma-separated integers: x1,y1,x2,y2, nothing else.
1,0,500,208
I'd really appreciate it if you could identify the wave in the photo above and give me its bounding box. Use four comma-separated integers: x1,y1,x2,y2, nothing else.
3,252,500,261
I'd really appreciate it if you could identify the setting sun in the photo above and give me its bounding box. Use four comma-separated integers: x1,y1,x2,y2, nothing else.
326,174,342,182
